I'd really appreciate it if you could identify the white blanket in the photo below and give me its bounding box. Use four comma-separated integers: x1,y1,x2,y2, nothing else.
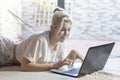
0,66,120,80
79,71,120,80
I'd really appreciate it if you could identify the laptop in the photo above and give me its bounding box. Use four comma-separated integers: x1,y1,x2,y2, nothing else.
50,42,115,78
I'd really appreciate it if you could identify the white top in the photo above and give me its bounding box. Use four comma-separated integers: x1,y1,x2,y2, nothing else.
16,31,68,64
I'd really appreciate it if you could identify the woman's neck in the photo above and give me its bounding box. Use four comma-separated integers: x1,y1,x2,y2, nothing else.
49,31,58,50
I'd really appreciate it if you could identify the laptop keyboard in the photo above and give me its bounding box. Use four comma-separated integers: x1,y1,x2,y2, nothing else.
64,68,80,74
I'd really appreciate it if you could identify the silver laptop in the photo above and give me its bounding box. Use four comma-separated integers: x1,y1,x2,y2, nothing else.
50,42,115,78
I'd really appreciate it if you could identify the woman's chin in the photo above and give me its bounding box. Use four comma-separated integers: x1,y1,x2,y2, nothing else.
60,38,66,42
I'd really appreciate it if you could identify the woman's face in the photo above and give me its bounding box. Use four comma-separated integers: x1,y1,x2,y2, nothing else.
55,22,72,42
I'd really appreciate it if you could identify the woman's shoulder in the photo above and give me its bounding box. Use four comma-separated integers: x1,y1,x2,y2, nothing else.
28,31,49,41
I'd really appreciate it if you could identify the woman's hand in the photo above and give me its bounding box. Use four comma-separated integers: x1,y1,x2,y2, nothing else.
52,59,72,69
52,50,84,69
64,50,84,67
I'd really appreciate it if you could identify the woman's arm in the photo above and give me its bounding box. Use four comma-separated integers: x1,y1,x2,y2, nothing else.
20,57,72,71
65,50,84,65
66,50,84,62
72,50,84,62
20,57,53,71
64,50,84,67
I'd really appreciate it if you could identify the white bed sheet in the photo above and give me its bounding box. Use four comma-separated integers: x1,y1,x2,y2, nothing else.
0,57,120,80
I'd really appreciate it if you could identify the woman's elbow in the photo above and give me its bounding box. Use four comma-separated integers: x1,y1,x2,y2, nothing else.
20,57,31,71
20,64,27,71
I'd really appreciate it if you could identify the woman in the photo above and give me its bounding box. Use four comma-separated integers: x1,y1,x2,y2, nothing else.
0,8,84,71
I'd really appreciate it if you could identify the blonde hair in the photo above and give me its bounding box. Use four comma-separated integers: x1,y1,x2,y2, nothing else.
53,7,64,13
51,8,72,29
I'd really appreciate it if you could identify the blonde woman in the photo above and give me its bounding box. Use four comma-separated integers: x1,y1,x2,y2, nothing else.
0,8,84,71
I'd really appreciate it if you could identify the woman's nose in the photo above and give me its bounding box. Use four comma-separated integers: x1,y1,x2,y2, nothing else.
64,30,69,36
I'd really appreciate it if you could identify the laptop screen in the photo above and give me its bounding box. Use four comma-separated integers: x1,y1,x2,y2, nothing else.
79,42,115,75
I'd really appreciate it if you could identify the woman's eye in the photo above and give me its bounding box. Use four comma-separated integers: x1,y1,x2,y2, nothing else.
61,28,65,31
68,29,71,31
61,28,71,31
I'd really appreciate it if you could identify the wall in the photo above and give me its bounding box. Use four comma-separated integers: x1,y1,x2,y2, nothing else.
71,0,120,41
0,0,120,41
0,0,21,41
